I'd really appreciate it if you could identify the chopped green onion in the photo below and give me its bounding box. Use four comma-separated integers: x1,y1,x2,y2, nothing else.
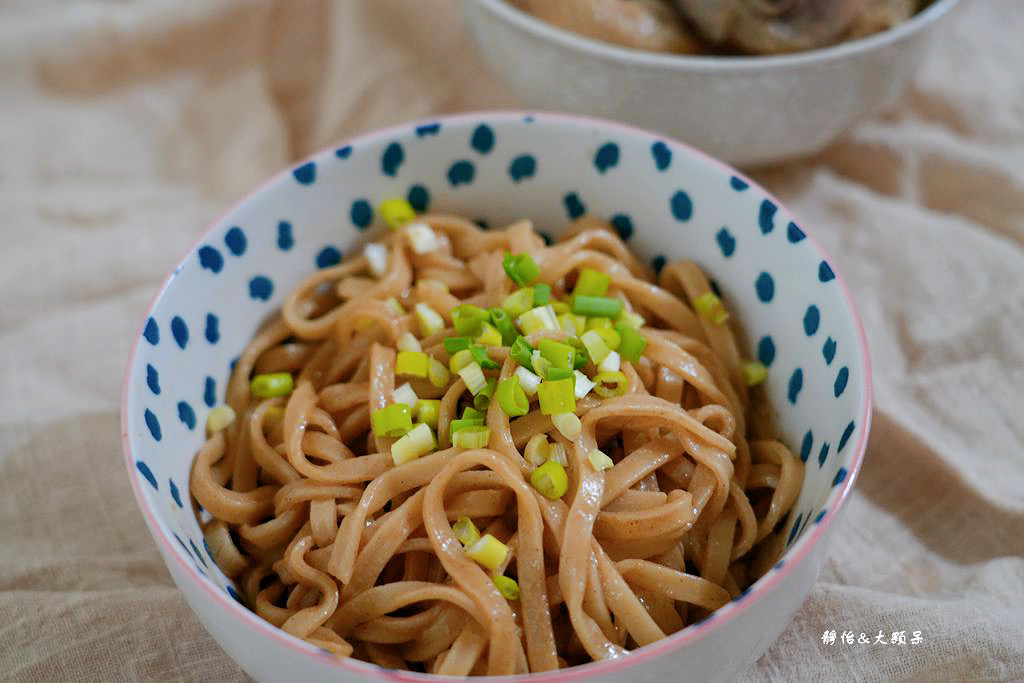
572,268,611,297
428,357,450,388
497,376,529,416
585,316,614,332
548,442,568,466
580,330,612,365
550,301,570,315
378,197,416,229
597,350,621,374
473,378,497,411
469,344,500,370
574,370,595,399
414,303,444,338
616,309,644,329
364,243,389,278
206,405,236,433
545,367,574,381
509,337,534,369
488,308,518,345
538,339,576,371
453,304,489,337
371,403,413,437
396,351,429,378
454,516,481,546
568,337,588,369
449,349,474,374
492,575,520,600
404,222,441,254
514,366,542,396
450,417,485,434
557,313,577,337
614,323,647,362
531,350,552,380
593,327,621,351
475,321,503,348
443,337,471,354
453,425,491,449
385,297,406,316
413,399,441,428
392,382,418,408
397,331,422,353
592,371,628,397
532,283,551,306
250,372,294,398
502,252,540,286
466,533,508,570
531,460,569,500
571,295,623,318
517,305,559,335
391,423,436,465
551,412,582,440
694,291,730,325
502,288,535,318
742,360,769,387
458,362,488,395
524,434,550,466
537,379,576,415
463,407,485,421
588,448,614,471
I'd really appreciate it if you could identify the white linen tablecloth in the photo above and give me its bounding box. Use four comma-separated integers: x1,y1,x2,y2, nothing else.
1,1,1021,680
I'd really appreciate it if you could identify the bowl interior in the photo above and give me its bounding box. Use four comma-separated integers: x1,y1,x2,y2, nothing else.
123,111,869,660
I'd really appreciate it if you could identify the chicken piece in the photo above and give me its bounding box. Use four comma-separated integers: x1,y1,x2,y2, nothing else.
515,0,701,53
674,0,919,54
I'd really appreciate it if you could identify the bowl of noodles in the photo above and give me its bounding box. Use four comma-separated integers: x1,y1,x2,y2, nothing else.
462,0,961,166
122,111,871,682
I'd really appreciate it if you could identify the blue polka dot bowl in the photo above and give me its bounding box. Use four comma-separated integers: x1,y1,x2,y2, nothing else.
121,111,871,683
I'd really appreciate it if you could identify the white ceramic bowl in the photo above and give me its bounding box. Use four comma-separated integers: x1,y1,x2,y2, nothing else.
462,0,960,166
122,111,872,682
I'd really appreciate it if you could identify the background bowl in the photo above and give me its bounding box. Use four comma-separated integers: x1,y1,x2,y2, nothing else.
122,111,871,682
462,0,960,166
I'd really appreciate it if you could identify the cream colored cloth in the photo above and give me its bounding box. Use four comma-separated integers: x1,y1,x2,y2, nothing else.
1,1,1021,680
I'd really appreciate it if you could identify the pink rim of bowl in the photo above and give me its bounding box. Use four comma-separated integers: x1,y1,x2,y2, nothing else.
121,109,873,682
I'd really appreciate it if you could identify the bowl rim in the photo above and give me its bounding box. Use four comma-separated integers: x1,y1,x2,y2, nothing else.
121,109,873,682
466,0,960,70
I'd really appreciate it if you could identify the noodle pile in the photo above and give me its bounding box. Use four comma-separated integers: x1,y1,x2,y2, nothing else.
191,210,804,675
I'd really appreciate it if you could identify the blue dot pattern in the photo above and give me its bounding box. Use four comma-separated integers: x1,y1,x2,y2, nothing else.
800,430,813,462
136,461,158,490
448,160,475,186
823,337,837,364
198,246,224,273
171,316,188,349
787,222,806,243
787,513,804,545
292,161,316,185
144,409,162,441
146,364,160,395
564,192,585,219
759,200,776,234
814,509,827,524
730,176,749,191
143,318,159,345
838,421,856,452
225,227,246,256
758,336,775,366
610,214,633,241
818,442,830,467
594,142,619,173
834,367,849,397
382,142,404,176
508,154,536,182
407,185,430,211
204,377,216,407
471,125,495,154
205,314,219,344
788,368,803,404
335,145,352,159
652,255,666,274
803,305,820,336
651,141,671,170
819,261,836,282
416,122,440,136
350,199,373,229
249,276,273,300
716,228,736,257
670,190,693,221
833,467,848,486
316,247,341,269
277,222,294,250
169,479,183,507
178,401,196,430
755,272,774,302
